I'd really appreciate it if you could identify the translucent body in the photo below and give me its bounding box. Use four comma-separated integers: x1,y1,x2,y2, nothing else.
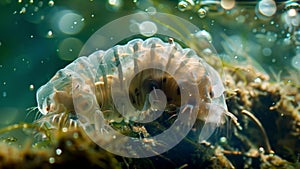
36,37,232,143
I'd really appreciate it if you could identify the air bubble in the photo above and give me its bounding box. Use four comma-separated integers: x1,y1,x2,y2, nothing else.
178,0,195,12
285,1,300,17
235,15,245,23
49,157,55,164
106,0,123,11
58,37,83,61
266,31,277,42
29,84,34,91
20,7,26,14
257,0,276,17
287,8,297,17
48,0,54,7
2,91,7,98
194,30,212,43
58,11,85,35
145,6,156,15
47,30,53,38
262,47,272,56
62,127,68,132
55,148,62,155
220,0,235,10
291,54,300,70
139,21,157,37
197,8,207,18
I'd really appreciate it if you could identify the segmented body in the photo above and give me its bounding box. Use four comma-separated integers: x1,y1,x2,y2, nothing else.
36,37,236,142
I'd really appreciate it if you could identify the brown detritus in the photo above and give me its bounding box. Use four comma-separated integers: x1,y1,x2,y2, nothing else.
241,110,273,154
0,129,120,169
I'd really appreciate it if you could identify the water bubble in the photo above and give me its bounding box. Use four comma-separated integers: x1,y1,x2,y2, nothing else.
291,54,300,70
38,1,43,7
197,8,207,18
20,7,26,14
62,127,68,132
287,8,297,17
2,91,7,98
139,21,157,37
194,30,212,43
49,157,55,164
257,0,276,17
106,0,123,11
266,31,277,42
47,30,53,38
48,0,54,7
178,0,195,12
29,84,34,91
57,11,85,35
285,1,299,17
145,6,156,14
55,148,62,155
235,15,245,23
220,0,235,10
262,47,272,56
58,37,83,61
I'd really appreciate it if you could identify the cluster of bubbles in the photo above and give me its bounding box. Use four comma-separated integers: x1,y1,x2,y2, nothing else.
177,0,300,71
281,1,300,71
15,0,85,61
177,0,236,18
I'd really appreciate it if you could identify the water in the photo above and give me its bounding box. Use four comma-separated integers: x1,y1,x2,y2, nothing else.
0,0,299,168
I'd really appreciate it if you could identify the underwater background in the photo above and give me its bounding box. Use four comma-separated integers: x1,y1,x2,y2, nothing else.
0,0,299,168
